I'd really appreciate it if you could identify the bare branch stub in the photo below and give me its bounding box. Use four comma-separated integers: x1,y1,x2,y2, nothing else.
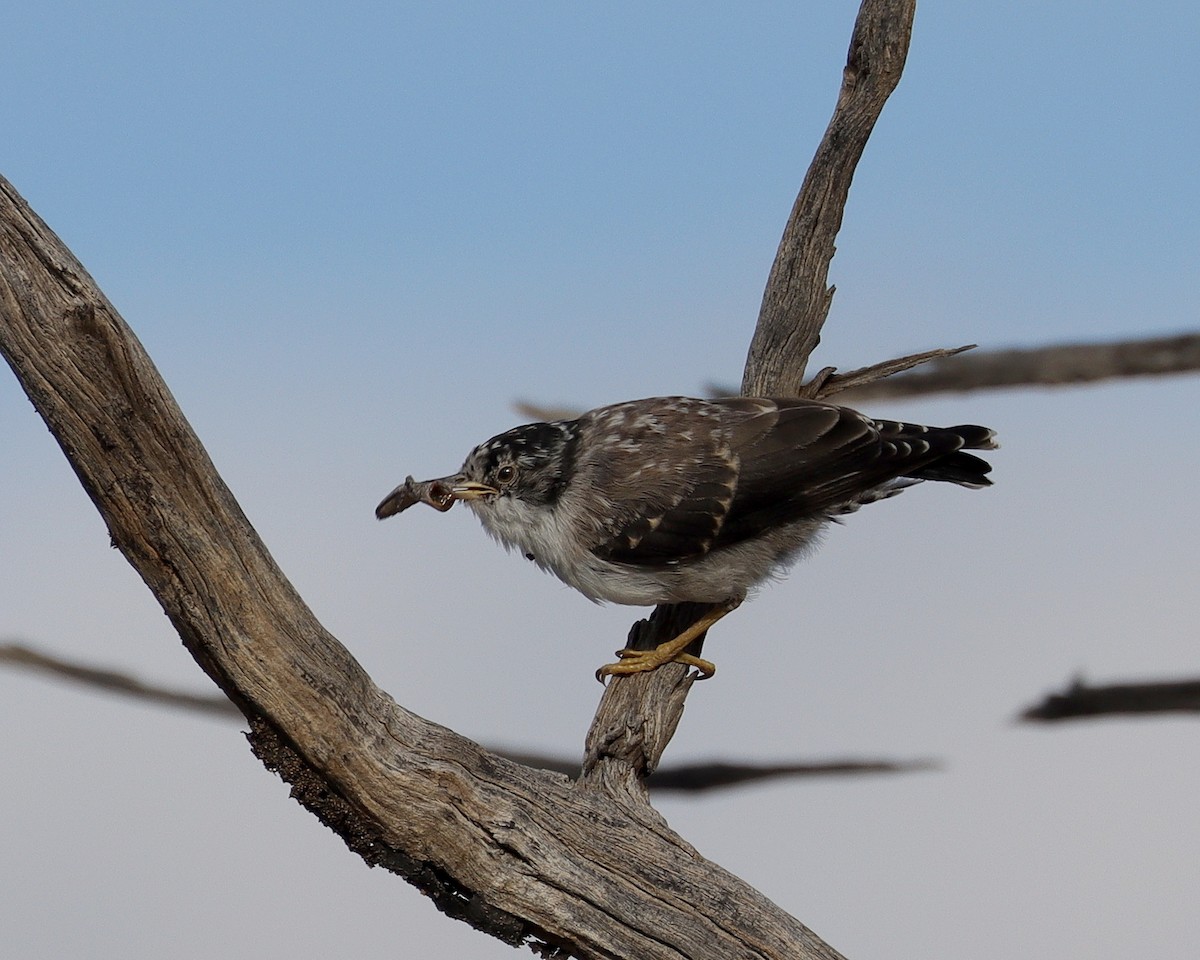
808,344,976,400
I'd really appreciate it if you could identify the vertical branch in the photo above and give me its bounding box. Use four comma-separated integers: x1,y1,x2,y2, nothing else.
581,0,918,796
742,0,917,398
580,604,709,798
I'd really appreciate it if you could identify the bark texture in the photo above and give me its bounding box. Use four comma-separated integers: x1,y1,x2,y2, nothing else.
742,0,915,397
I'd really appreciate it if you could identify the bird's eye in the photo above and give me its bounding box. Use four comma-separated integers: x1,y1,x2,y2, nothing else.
496,464,517,485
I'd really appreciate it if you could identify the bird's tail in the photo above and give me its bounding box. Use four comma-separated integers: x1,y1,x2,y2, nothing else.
877,420,998,489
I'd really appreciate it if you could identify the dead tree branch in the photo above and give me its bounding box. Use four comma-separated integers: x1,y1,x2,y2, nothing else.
830,332,1200,402
519,332,1200,423
741,0,915,398
0,641,243,718
1021,676,1200,722
0,181,845,958
646,758,936,792
1,1,915,955
801,344,976,400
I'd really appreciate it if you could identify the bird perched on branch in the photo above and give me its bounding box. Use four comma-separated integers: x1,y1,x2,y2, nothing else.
376,396,996,681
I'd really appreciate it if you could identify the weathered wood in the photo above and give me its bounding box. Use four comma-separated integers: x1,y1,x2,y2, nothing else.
742,0,916,398
0,173,850,958
580,604,708,799
1,1,921,953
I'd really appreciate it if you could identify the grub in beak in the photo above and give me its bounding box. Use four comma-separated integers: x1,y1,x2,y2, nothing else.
375,475,459,519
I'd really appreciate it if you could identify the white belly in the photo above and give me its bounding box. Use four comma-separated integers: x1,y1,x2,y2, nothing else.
469,495,826,606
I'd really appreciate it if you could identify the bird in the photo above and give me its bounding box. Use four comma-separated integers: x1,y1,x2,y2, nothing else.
376,396,996,681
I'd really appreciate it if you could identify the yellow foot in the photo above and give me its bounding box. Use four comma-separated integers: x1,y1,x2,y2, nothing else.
596,649,716,682
594,598,741,683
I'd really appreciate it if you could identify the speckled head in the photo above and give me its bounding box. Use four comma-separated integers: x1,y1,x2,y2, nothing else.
459,420,580,507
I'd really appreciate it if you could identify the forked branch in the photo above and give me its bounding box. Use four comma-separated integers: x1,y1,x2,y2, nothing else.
0,175,843,959
1,0,917,956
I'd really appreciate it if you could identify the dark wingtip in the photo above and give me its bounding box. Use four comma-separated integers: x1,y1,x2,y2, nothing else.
949,425,999,451
908,447,994,488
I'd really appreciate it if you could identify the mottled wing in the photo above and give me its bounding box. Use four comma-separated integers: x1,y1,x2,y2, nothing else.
584,399,740,566
583,396,990,566
713,398,987,548
711,398,884,547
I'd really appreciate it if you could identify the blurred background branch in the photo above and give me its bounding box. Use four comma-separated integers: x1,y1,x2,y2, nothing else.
515,331,1200,423
0,639,934,792
1021,675,1200,722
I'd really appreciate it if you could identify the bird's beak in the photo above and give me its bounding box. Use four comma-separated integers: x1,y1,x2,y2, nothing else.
447,479,496,501
375,474,497,519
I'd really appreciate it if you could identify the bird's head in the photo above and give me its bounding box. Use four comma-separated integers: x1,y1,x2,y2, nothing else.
453,420,578,511
375,420,579,520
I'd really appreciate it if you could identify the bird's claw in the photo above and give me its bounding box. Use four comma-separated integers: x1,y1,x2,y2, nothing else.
595,648,716,683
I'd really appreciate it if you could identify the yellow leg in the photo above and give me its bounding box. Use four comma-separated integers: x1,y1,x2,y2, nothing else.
595,599,741,683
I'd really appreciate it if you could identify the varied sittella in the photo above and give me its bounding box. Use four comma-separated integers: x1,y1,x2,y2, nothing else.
377,396,997,681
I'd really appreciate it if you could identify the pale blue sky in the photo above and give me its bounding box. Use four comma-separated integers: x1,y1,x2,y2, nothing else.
3,3,1199,959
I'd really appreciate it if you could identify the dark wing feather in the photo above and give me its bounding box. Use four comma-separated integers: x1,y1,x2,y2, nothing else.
585,399,739,566
593,469,737,564
584,397,993,566
713,399,884,547
715,399,991,548
587,398,896,564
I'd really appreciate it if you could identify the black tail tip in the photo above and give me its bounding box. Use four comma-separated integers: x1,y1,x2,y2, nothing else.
950,425,999,451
